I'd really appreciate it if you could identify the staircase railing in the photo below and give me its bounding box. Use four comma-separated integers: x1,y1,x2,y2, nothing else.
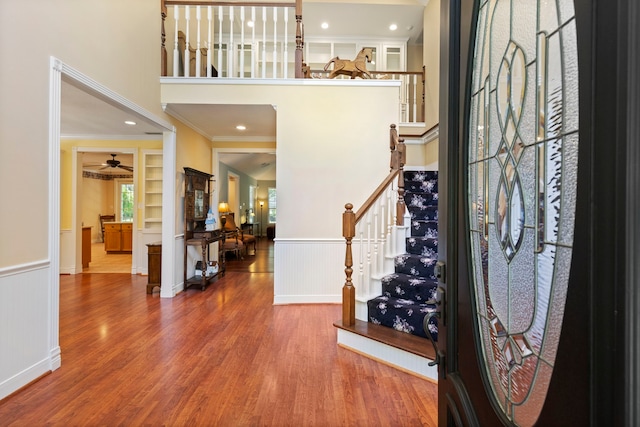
342,124,406,326
161,0,303,78
306,68,426,124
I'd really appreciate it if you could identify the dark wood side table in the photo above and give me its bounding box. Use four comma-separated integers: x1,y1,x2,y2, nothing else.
146,242,162,294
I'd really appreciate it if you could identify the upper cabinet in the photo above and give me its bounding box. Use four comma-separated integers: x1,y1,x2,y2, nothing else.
304,39,406,73
143,150,163,230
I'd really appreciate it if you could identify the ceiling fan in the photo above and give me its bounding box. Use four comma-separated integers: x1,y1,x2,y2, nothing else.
100,154,133,172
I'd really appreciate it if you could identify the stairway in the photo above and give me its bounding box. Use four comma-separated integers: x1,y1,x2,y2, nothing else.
367,170,439,341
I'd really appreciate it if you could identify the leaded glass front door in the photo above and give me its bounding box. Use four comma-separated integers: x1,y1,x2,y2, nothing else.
434,0,604,425
467,1,579,424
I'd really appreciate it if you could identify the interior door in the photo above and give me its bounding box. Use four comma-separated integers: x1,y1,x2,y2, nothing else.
436,0,631,425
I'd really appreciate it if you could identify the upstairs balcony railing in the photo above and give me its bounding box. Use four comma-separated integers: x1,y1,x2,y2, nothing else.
161,1,303,78
161,1,425,124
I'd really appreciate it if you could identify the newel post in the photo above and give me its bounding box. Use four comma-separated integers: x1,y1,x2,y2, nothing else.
295,0,303,78
342,203,356,326
161,0,167,77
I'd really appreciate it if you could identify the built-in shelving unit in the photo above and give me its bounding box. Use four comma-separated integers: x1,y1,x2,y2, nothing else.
143,150,163,230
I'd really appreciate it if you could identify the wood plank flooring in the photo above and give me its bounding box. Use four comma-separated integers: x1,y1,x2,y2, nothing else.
0,239,438,426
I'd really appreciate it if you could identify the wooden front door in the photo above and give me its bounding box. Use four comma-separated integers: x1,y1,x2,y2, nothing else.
435,0,637,425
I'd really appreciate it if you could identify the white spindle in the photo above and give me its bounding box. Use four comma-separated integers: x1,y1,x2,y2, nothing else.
228,7,234,77
218,6,223,76
251,7,256,78
184,6,190,77
240,7,245,78
373,204,379,277
196,6,202,77
404,75,410,122
366,213,372,295
272,8,278,78
173,6,179,77
387,186,394,256
207,6,212,78
283,8,289,78
379,201,386,274
358,229,364,296
262,7,267,78
412,75,418,122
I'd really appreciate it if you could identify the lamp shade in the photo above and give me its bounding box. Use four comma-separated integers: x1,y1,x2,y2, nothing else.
218,202,230,213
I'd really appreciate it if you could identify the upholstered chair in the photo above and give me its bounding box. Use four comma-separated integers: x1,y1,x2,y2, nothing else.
221,213,257,256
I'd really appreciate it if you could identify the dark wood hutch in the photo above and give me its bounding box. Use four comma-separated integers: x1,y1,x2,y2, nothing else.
183,167,225,291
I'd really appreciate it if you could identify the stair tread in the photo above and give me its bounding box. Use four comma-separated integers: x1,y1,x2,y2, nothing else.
334,319,435,360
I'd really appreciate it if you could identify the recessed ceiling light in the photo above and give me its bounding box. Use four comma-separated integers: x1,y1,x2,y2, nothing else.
124,120,137,126
321,22,329,29
236,125,246,130
389,24,398,31
247,20,254,28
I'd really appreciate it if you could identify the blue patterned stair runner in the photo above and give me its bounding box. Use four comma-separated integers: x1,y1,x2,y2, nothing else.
367,171,439,340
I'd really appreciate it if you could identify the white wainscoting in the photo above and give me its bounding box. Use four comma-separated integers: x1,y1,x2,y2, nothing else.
136,230,163,276
0,261,55,400
59,229,78,275
273,238,346,304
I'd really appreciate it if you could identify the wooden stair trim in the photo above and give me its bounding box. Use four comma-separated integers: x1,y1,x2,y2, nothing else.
333,319,436,360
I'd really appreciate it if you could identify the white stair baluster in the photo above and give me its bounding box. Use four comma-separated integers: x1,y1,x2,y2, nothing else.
412,74,418,122
228,6,234,77
283,8,289,78
207,6,212,78
196,6,201,77
366,211,372,297
173,6,179,77
184,6,190,77
272,8,278,78
218,6,223,76
240,7,245,78
358,227,364,298
251,7,256,78
262,7,267,78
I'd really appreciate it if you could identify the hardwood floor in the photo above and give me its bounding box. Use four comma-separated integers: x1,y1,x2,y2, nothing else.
0,239,438,426
84,242,131,273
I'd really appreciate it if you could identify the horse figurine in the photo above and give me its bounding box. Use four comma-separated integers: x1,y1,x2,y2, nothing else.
323,47,373,79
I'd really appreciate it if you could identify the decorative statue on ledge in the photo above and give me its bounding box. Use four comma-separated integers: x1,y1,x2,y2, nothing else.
324,47,373,79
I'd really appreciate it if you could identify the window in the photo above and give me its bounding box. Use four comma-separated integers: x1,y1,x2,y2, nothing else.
119,181,134,222
249,185,257,223
268,187,276,223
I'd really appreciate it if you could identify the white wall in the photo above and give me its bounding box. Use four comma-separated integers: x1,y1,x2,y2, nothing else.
162,79,400,303
0,0,169,400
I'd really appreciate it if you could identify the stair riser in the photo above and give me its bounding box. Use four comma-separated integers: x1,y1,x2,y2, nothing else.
408,206,438,221
394,256,437,279
381,278,437,302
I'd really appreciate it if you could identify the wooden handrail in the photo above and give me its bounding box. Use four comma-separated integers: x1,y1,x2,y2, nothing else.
341,124,406,326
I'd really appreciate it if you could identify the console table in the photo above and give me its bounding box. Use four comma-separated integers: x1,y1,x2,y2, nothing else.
184,230,225,291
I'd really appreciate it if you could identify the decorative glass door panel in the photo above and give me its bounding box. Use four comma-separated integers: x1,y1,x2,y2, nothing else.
467,0,579,425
